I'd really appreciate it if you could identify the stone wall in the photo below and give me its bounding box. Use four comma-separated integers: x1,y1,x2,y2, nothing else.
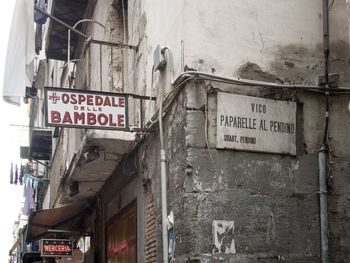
129,0,350,261
137,76,350,262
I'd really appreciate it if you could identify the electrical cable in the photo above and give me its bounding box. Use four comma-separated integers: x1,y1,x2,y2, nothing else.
204,83,218,173
145,67,350,132
162,47,175,84
148,65,155,120
175,71,322,89
126,68,350,170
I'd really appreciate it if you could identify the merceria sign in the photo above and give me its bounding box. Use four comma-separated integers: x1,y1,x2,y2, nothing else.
45,87,128,130
41,239,72,257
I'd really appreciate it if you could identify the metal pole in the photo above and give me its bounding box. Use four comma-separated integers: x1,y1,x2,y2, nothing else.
322,0,330,145
100,44,103,91
160,149,168,263
319,146,329,263
319,0,330,262
89,39,137,50
159,78,168,263
110,46,114,90
88,43,91,89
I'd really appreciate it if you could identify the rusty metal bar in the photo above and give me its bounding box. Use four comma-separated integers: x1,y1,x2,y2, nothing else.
129,127,156,132
122,50,125,92
125,93,157,100
87,44,91,89
68,20,105,65
90,39,137,51
110,46,114,91
100,44,103,91
140,99,144,128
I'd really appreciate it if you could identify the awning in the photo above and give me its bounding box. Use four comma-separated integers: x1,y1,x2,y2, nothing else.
26,202,92,243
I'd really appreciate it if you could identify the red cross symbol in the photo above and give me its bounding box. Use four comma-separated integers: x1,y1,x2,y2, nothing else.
49,92,60,104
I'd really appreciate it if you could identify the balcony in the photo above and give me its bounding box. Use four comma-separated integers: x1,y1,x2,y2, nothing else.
53,129,135,204
46,0,89,61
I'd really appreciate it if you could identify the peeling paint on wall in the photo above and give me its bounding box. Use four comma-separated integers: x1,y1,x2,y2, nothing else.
212,220,236,254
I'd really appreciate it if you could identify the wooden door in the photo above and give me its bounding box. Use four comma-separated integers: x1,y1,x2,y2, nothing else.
106,203,136,263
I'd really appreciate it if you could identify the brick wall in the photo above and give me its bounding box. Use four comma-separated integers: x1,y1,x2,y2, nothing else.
144,192,157,263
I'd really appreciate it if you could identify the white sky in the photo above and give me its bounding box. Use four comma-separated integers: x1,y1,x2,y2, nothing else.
0,1,29,261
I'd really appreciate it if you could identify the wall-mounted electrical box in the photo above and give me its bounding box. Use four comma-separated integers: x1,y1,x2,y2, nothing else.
317,73,340,88
154,45,167,71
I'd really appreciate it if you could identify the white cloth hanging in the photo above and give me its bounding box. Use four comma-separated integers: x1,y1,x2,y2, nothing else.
22,179,35,215
3,0,35,105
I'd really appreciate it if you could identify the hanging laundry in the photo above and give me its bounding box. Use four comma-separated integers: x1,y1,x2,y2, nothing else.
35,24,42,54
23,175,28,197
34,0,48,25
10,163,13,184
14,165,18,185
21,165,26,175
23,174,40,197
22,179,35,216
19,168,24,185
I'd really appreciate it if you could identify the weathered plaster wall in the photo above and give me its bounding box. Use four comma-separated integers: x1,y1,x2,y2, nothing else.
127,0,350,120
183,0,324,78
138,0,184,82
124,0,185,125
48,127,68,207
42,185,50,210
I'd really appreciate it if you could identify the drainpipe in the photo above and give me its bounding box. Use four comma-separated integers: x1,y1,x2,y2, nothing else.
158,78,168,263
319,145,329,263
319,0,330,262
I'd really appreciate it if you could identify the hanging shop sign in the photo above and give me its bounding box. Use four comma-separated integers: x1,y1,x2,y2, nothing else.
45,87,128,130
216,92,296,155
41,239,72,257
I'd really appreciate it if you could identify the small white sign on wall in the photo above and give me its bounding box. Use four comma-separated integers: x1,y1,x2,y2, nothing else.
212,220,236,254
216,92,296,155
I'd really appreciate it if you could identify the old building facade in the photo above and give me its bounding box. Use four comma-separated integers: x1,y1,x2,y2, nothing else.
9,0,350,262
